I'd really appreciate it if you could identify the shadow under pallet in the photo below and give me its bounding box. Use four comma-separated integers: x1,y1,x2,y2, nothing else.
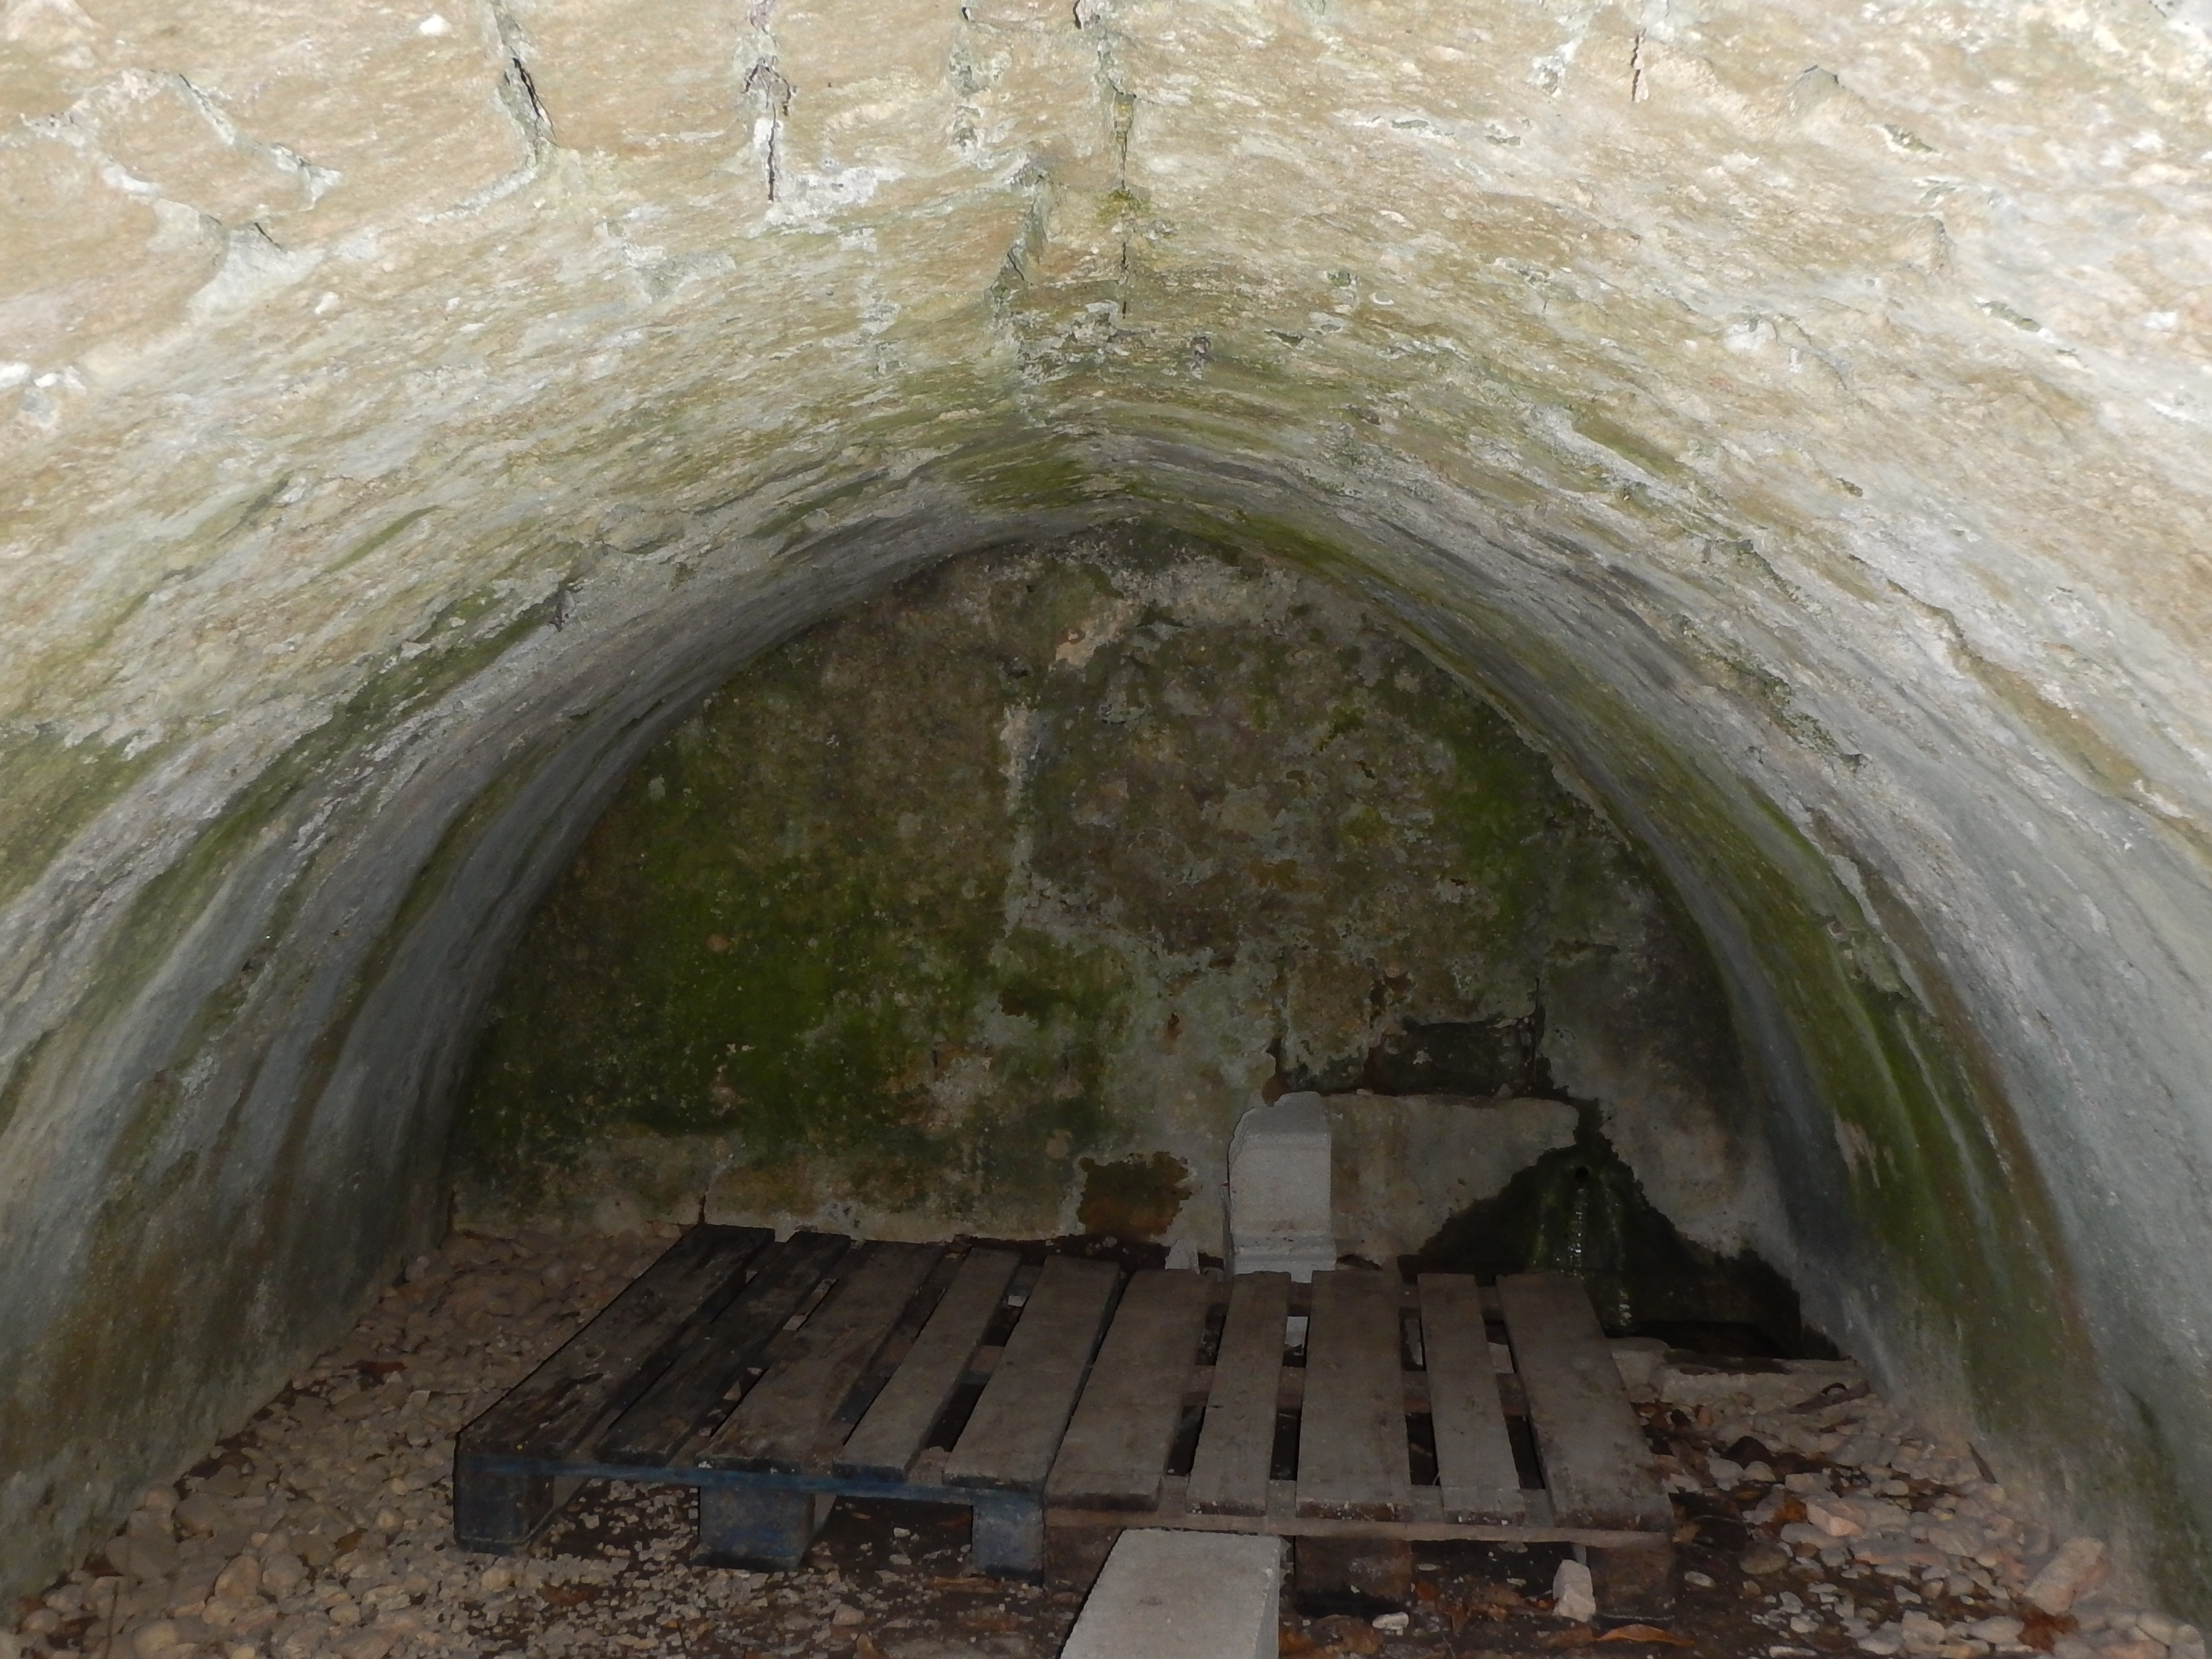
453,1227,1675,1618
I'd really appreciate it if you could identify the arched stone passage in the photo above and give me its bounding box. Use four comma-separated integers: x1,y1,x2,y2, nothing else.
3,0,2209,1618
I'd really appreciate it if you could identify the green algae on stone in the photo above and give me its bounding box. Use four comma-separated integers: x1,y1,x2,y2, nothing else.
0,728,167,912
453,527,1752,1246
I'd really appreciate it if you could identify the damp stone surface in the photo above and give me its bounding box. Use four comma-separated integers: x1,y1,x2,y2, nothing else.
3,0,2212,1626
451,533,1758,1262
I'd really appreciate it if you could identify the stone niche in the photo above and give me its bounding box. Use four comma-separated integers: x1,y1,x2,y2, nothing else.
451,525,1782,1285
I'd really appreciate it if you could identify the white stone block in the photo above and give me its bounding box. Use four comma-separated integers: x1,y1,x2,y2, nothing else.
1060,1529,1284,1659
1228,1094,1336,1281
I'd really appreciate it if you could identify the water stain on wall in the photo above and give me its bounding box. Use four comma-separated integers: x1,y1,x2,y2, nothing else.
1076,1151,1195,1240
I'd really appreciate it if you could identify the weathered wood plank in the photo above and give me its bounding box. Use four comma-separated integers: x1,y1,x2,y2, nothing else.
1496,1272,1669,1532
1187,1273,1289,1517
460,1225,772,1461
701,1241,944,1473
1045,1270,1212,1511
1296,1270,1411,1519
596,1233,853,1466
697,1486,834,1571
836,1248,1021,1480
1418,1274,1527,1523
1047,1475,1654,1546
944,1255,1120,1492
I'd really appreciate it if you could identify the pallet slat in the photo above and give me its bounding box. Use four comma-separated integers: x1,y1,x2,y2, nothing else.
1187,1273,1288,1517
1046,1270,1212,1511
1418,1273,1527,1523
596,1232,853,1467
1051,1475,1652,1546
1296,1271,1412,1520
702,1241,945,1472
1496,1272,1669,1531
460,1225,772,1461
945,1255,1120,1492
836,1248,1021,1480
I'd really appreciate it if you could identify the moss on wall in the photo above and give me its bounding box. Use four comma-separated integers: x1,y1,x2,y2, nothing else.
453,527,1756,1247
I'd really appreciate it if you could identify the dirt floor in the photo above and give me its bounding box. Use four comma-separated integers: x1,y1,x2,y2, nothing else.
5,1227,2198,1659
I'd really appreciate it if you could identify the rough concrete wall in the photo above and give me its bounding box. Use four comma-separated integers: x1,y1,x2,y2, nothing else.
451,530,1759,1258
3,0,2211,1616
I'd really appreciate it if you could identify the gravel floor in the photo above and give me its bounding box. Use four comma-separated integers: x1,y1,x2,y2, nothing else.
5,1227,2205,1659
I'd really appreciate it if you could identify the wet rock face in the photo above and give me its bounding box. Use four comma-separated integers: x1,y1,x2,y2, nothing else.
451,531,1757,1252
3,0,2212,1622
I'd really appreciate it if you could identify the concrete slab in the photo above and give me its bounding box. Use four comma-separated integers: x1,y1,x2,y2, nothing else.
1059,1529,1284,1659
1228,1094,1336,1280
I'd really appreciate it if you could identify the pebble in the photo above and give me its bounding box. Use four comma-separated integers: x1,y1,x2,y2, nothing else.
3,1227,1128,1659
1553,1558,1597,1624
9,1233,2198,1659
1742,1541,1794,1576
2027,1538,2110,1615
1669,1359,2190,1659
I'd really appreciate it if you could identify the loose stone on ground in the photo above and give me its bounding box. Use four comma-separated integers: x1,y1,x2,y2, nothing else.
5,1237,2205,1659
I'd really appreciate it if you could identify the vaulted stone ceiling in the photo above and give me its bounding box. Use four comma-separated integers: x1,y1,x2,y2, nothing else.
3,0,2210,1613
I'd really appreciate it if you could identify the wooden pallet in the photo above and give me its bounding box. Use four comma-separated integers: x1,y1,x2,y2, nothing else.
453,1228,1674,1606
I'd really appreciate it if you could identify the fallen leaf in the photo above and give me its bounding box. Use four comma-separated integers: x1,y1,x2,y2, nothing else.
853,1639,886,1659
1544,1622,1599,1647
927,1574,996,1591
1596,1623,1695,1647
540,1584,598,1609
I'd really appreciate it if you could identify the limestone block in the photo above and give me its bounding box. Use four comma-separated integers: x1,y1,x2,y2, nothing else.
511,0,751,157
777,0,955,97
0,128,221,365
1229,1093,1335,1280
0,0,111,121
68,71,318,225
957,23,1119,191
75,0,531,237
1061,1529,1284,1659
770,0,969,216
